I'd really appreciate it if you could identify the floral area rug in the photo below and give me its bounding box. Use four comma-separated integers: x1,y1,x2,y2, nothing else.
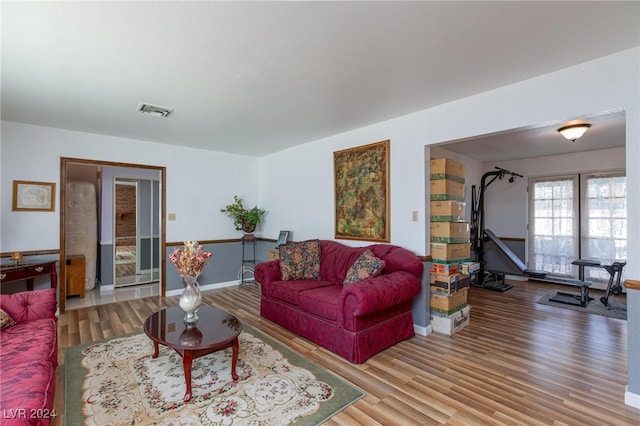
65,326,363,425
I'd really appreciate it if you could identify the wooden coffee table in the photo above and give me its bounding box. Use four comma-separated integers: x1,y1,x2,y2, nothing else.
143,305,242,402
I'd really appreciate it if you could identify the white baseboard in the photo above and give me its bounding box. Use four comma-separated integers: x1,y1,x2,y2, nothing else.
166,280,240,297
414,323,432,336
100,284,115,292
625,385,640,409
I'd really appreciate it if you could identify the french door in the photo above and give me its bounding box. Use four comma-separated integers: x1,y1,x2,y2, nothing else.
528,171,626,285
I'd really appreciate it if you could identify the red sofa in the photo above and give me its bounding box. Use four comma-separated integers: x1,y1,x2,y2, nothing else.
0,288,58,426
255,240,423,363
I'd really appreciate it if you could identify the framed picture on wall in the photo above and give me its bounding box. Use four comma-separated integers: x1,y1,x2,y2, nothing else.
12,180,56,212
334,140,390,242
276,230,290,246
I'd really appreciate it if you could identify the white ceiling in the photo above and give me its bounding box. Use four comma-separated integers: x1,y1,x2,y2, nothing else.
437,109,627,163
2,2,638,159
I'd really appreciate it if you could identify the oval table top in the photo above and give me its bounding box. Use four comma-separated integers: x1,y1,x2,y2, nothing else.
143,305,242,351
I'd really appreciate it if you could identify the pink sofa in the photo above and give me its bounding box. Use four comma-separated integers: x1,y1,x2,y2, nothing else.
255,240,423,363
0,288,58,426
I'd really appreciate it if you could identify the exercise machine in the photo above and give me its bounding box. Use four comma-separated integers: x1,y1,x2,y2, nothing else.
601,261,626,307
471,167,601,297
572,259,626,307
545,259,626,307
471,167,546,291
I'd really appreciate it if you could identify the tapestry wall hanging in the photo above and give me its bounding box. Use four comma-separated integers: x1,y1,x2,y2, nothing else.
334,140,390,242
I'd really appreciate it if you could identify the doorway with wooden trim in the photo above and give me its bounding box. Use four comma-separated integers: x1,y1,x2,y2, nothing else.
60,157,166,314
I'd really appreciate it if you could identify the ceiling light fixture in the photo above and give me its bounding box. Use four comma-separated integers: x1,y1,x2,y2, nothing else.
137,102,173,118
557,123,591,142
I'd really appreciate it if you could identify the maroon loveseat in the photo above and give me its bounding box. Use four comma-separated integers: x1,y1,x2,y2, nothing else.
0,288,58,426
255,240,423,363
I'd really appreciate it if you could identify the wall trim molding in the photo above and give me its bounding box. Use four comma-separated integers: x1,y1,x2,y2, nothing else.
0,249,59,258
166,238,275,247
625,386,640,409
165,280,240,297
414,323,432,337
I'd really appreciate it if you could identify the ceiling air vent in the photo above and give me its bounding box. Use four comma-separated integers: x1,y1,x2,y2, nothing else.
137,102,173,118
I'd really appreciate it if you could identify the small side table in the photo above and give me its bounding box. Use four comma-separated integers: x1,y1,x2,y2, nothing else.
241,234,256,284
267,248,279,260
66,255,86,298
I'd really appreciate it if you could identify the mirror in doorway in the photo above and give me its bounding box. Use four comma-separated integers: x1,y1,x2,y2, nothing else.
114,180,138,282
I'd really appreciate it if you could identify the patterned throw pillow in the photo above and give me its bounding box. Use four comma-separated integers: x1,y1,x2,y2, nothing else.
0,308,16,329
279,239,321,280
343,250,386,286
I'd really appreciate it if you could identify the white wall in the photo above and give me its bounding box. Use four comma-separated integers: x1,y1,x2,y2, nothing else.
425,146,625,269
259,49,638,253
258,48,640,404
485,146,626,238
0,121,261,252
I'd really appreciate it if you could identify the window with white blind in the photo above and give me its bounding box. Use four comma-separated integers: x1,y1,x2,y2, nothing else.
528,171,626,283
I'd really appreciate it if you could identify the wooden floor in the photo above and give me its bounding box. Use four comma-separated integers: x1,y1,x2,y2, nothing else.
54,280,640,425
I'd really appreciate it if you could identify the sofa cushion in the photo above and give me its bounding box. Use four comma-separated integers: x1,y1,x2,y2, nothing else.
0,361,56,421
270,279,334,305
1,318,58,367
299,286,342,321
279,239,321,280
0,288,58,323
0,308,15,329
319,241,368,283
343,250,386,286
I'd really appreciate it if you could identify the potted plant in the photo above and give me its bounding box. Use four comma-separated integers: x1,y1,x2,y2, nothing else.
220,195,266,234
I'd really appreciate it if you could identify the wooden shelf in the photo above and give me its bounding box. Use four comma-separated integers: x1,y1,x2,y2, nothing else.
624,279,640,290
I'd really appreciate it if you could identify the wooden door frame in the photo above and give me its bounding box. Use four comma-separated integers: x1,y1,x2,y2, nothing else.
59,157,166,313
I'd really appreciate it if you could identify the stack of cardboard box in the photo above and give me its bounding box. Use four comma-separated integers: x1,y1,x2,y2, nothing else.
429,158,471,335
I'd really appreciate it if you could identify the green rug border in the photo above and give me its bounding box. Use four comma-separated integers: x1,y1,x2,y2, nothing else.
65,323,364,425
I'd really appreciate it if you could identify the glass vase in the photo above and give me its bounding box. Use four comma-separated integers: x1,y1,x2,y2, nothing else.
179,275,202,324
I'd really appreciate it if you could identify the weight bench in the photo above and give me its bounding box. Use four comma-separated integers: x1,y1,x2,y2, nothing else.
571,259,627,307
546,276,593,307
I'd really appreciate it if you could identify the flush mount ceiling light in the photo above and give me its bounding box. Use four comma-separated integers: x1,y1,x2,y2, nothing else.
557,123,591,142
137,102,173,118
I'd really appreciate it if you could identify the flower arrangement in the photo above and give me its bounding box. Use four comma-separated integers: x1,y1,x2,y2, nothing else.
169,241,213,278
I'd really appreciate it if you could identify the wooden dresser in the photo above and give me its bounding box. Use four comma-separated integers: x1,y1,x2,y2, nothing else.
0,260,57,291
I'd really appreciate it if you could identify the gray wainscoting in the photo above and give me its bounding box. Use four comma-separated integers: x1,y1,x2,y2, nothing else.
165,239,276,291
99,242,113,286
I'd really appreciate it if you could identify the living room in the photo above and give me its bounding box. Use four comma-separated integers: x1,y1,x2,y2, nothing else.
1,2,639,425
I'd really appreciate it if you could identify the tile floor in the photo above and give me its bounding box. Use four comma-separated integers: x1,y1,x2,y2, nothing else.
65,279,160,310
